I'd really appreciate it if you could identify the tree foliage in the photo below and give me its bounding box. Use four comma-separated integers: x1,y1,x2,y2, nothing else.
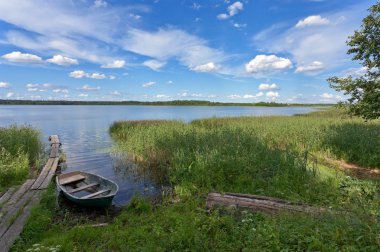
328,2,380,119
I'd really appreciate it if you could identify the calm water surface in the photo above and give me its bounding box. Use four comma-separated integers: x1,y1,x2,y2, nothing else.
0,105,316,205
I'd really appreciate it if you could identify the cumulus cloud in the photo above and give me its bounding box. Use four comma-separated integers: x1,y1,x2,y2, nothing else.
245,55,292,74
79,93,88,97
2,51,42,63
26,83,66,92
142,81,155,88
0,82,10,88
258,83,280,91
156,94,170,98
191,62,219,72
227,91,264,99
296,15,330,28
78,84,101,91
177,92,203,98
101,60,125,68
69,70,111,79
46,55,78,66
266,91,279,98
143,60,166,71
6,92,14,98
53,89,69,93
218,1,244,20
295,61,324,73
343,67,367,77
320,93,334,99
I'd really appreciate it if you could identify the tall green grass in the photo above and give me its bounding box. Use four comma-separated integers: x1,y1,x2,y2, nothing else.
0,125,42,188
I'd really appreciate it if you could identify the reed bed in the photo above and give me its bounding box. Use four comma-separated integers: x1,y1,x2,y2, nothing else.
0,125,42,188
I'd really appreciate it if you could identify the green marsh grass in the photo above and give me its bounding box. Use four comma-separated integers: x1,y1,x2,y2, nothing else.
0,125,42,189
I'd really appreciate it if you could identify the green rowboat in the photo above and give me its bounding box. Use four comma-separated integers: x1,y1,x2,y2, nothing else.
56,171,118,207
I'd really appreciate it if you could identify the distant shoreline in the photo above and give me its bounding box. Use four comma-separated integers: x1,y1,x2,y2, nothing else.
0,99,333,107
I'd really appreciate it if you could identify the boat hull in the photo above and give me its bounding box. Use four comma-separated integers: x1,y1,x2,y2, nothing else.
56,171,118,208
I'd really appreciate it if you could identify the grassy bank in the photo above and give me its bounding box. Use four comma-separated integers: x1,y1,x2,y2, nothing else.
0,125,42,189
13,109,380,251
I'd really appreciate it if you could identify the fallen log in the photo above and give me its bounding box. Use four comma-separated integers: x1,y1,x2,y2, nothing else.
206,192,325,215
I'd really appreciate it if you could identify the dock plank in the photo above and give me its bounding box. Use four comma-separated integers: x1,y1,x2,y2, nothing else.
4,180,34,207
0,189,36,238
0,188,16,207
31,158,54,190
39,157,59,189
0,191,41,252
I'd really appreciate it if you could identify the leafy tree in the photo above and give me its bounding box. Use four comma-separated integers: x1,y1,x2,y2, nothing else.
328,2,380,120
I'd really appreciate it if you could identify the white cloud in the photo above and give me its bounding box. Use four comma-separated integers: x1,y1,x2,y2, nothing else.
26,83,66,92
0,82,10,88
142,81,155,88
69,70,88,78
296,15,330,28
156,94,170,98
143,60,166,71
123,28,225,71
218,1,243,20
46,55,78,66
320,93,334,99
129,13,141,20
191,62,219,72
227,94,241,99
177,92,203,98
109,90,121,96
243,94,256,99
90,73,106,79
295,61,324,73
79,93,88,97
6,92,14,98
266,91,279,98
101,60,126,68
2,51,42,63
343,67,367,77
53,89,69,93
233,22,247,29
69,70,111,79
258,83,280,91
256,92,264,97
245,55,292,73
253,4,367,70
93,0,107,8
78,85,101,91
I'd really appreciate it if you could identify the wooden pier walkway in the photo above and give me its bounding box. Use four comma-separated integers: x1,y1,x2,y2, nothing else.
0,135,61,251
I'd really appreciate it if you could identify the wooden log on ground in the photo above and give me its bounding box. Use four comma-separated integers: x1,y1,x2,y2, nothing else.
206,192,324,215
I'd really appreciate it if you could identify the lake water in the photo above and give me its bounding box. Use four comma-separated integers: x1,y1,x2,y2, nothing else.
0,105,317,206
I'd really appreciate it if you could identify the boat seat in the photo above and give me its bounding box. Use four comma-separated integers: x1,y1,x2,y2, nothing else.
80,189,111,199
59,174,86,186
69,182,99,193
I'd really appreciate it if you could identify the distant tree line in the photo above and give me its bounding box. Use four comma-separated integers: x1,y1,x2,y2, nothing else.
0,99,331,107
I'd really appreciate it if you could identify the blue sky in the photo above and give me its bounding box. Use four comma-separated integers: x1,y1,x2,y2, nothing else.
0,0,376,103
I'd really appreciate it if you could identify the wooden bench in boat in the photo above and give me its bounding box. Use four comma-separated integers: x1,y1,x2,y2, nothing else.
69,183,99,193
59,174,85,186
80,189,111,199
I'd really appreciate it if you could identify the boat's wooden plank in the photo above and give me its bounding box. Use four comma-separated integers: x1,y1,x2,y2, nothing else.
0,188,16,207
59,174,86,186
31,158,54,190
81,189,111,199
39,157,59,189
69,183,99,193
0,191,41,251
0,189,36,238
3,180,34,207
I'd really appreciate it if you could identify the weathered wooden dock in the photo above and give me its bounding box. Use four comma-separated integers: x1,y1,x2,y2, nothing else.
0,135,61,251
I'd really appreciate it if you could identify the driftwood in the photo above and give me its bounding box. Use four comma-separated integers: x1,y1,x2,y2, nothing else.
206,192,325,215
